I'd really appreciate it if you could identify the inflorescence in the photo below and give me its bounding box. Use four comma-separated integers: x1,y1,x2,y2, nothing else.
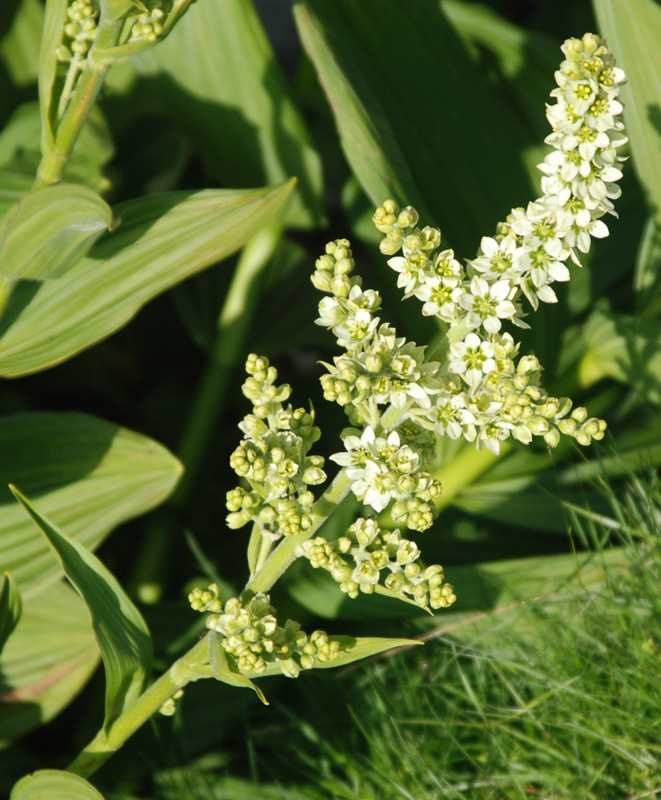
189,587,339,678
191,34,626,662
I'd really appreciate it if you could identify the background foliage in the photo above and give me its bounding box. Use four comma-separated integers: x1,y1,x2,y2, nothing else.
0,0,659,797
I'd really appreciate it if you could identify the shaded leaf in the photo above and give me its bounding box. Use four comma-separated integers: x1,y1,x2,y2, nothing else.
11,769,105,799
0,0,43,88
10,487,152,731
0,581,99,745
136,0,324,229
0,171,33,221
0,184,113,281
634,216,661,316
0,572,21,655
0,412,182,596
207,631,268,706
580,309,661,403
294,0,532,257
593,0,661,225
0,181,295,376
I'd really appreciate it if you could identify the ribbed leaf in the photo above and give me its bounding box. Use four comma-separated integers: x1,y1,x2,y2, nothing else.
10,487,152,731
634,217,661,315
0,0,43,88
580,308,661,404
135,0,323,230
294,0,531,257
0,184,113,281
0,581,99,745
593,0,661,225
207,631,268,706
0,172,33,221
11,769,105,799
0,102,114,194
0,572,21,655
0,181,295,376
0,412,182,595
39,0,68,149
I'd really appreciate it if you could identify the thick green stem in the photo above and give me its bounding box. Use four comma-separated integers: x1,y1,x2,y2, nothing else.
34,16,124,189
68,635,209,779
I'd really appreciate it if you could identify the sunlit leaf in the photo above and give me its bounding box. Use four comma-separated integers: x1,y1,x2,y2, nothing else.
10,487,152,730
11,769,105,799
0,581,99,745
593,0,661,225
0,184,113,281
0,572,21,655
0,180,295,376
294,0,531,257
0,412,182,595
135,0,324,229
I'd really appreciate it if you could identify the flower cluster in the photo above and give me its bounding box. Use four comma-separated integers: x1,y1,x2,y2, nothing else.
61,0,98,59
329,426,440,530
226,354,327,538
299,517,456,610
189,587,339,678
129,6,165,43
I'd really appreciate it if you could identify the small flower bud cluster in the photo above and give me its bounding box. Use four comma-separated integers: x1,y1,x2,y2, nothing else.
191,590,340,678
313,239,443,420
299,517,456,610
329,425,441,529
57,0,98,61
226,355,327,537
129,6,165,43
159,688,184,717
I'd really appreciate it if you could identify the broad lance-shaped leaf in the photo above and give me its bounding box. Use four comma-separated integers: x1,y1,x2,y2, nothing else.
0,412,182,596
135,0,324,230
0,572,21,655
10,487,152,730
294,0,531,257
11,769,105,800
593,0,661,226
0,581,99,745
0,184,113,281
0,180,295,376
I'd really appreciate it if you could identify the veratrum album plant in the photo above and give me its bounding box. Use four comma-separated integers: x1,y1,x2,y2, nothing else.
0,3,629,796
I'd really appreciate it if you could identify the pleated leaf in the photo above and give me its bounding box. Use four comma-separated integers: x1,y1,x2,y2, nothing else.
294,0,531,257
10,487,152,731
0,412,182,595
0,184,113,281
135,0,324,229
580,308,661,404
38,0,67,149
593,0,661,225
0,581,99,745
11,769,105,799
207,632,268,706
0,572,21,655
0,180,294,376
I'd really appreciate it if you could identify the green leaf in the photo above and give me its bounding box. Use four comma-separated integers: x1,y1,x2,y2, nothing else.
0,171,34,222
0,180,295,376
0,184,113,281
11,769,105,799
294,0,532,257
0,581,99,745
634,217,661,316
593,0,661,225
206,631,268,706
579,308,661,404
10,487,153,731
39,0,68,150
0,572,21,655
0,412,182,595
135,0,323,229
0,102,114,194
0,0,44,88
0,0,21,41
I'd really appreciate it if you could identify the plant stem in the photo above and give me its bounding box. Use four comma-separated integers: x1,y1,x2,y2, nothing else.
34,16,124,189
68,635,209,779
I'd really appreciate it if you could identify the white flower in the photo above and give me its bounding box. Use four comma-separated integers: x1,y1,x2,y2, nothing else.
432,392,476,440
448,333,496,389
470,235,524,281
459,276,516,334
414,275,463,320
